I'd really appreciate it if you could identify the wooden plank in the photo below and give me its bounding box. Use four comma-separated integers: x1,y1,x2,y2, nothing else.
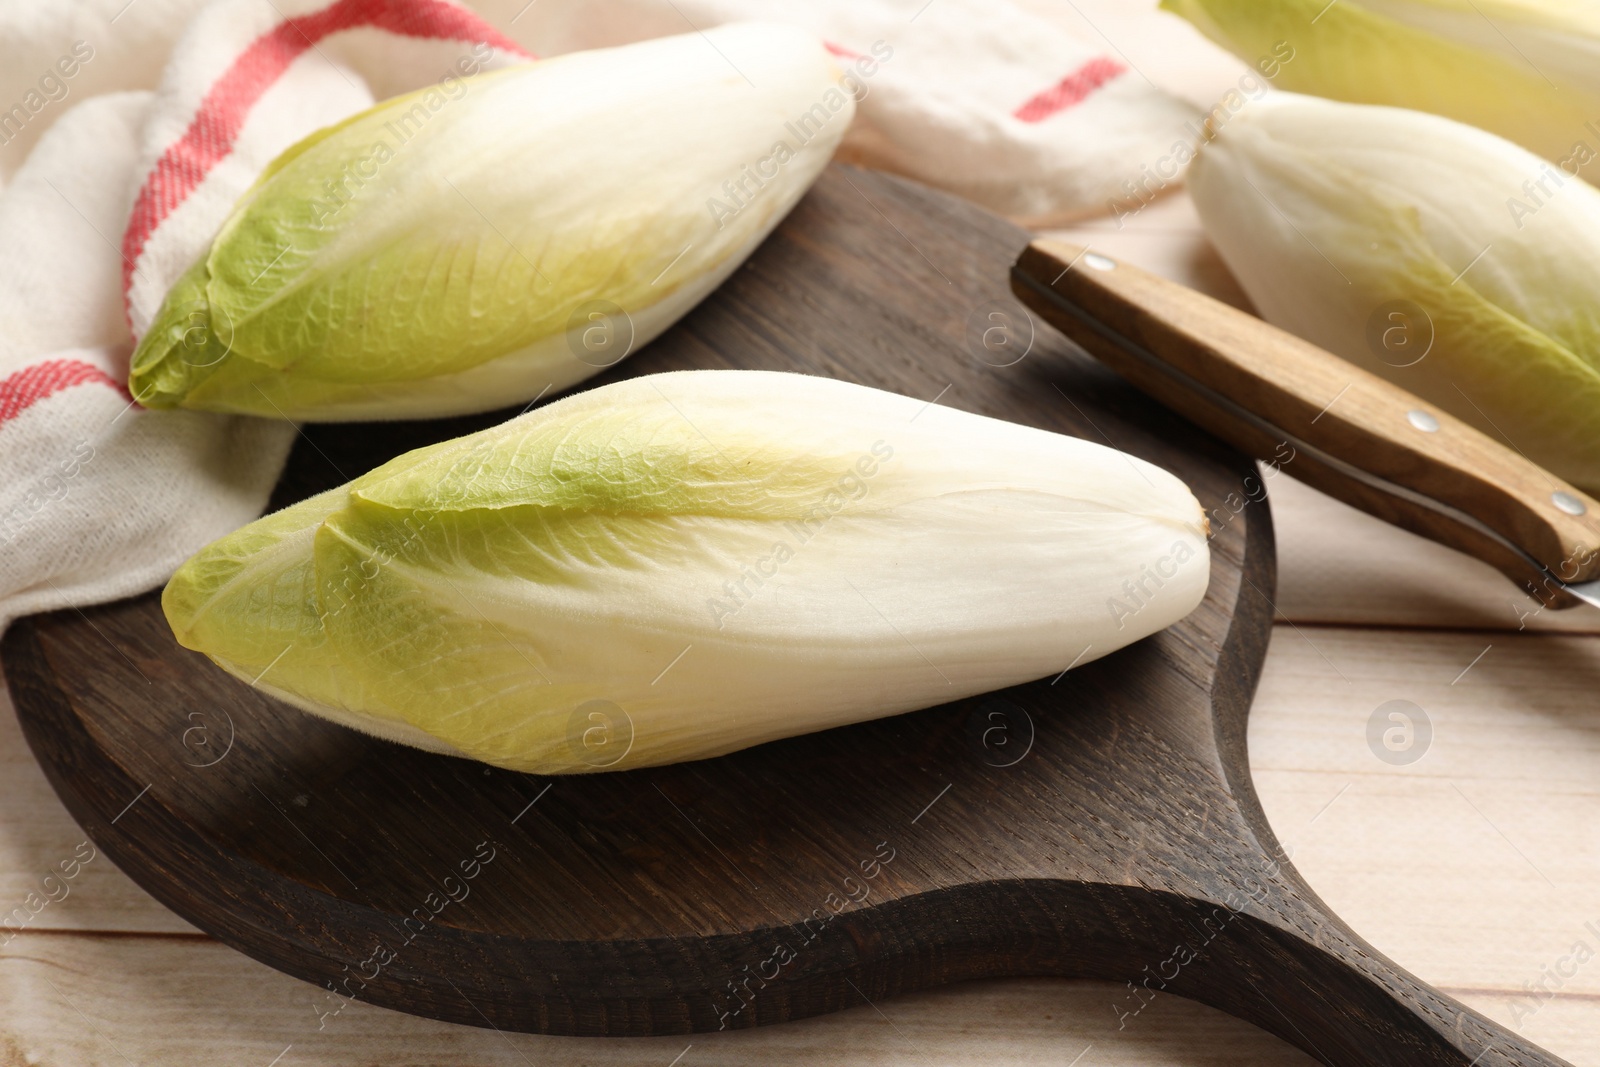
1250,625,1600,1063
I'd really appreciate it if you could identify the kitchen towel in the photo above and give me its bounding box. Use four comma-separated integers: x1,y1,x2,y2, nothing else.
0,0,1200,630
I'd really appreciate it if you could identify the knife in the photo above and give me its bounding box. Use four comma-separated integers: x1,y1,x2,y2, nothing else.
1010,240,1600,612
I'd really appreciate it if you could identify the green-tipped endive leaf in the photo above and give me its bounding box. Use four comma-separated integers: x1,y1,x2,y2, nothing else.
1188,92,1600,493
1161,0,1600,165
129,24,854,421
164,370,1211,773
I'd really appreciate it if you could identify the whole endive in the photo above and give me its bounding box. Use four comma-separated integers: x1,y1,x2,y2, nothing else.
163,371,1211,774
129,24,852,421
1188,92,1600,494
1162,0,1600,167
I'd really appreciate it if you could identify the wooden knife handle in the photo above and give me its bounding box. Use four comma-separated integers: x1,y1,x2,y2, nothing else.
1012,239,1600,605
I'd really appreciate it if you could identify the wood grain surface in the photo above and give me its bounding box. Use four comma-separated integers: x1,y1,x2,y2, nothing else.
0,165,1577,1067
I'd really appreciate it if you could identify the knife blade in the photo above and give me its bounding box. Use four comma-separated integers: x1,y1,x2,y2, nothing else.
1011,239,1600,612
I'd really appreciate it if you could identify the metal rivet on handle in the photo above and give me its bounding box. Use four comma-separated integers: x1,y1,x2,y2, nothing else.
1406,409,1440,433
1084,252,1117,272
1553,491,1588,516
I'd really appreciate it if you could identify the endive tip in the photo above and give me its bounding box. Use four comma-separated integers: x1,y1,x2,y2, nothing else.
160,555,204,650
129,258,230,411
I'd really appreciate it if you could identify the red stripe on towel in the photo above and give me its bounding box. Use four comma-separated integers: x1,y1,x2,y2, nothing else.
1014,56,1126,123
0,359,127,428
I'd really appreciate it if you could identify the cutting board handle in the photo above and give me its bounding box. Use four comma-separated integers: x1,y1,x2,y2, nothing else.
1011,240,1600,608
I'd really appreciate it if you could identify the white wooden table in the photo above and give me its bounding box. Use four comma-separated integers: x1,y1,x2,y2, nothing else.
4,2,1597,1063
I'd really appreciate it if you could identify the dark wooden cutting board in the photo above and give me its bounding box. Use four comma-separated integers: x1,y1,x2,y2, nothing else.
0,166,1568,1066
